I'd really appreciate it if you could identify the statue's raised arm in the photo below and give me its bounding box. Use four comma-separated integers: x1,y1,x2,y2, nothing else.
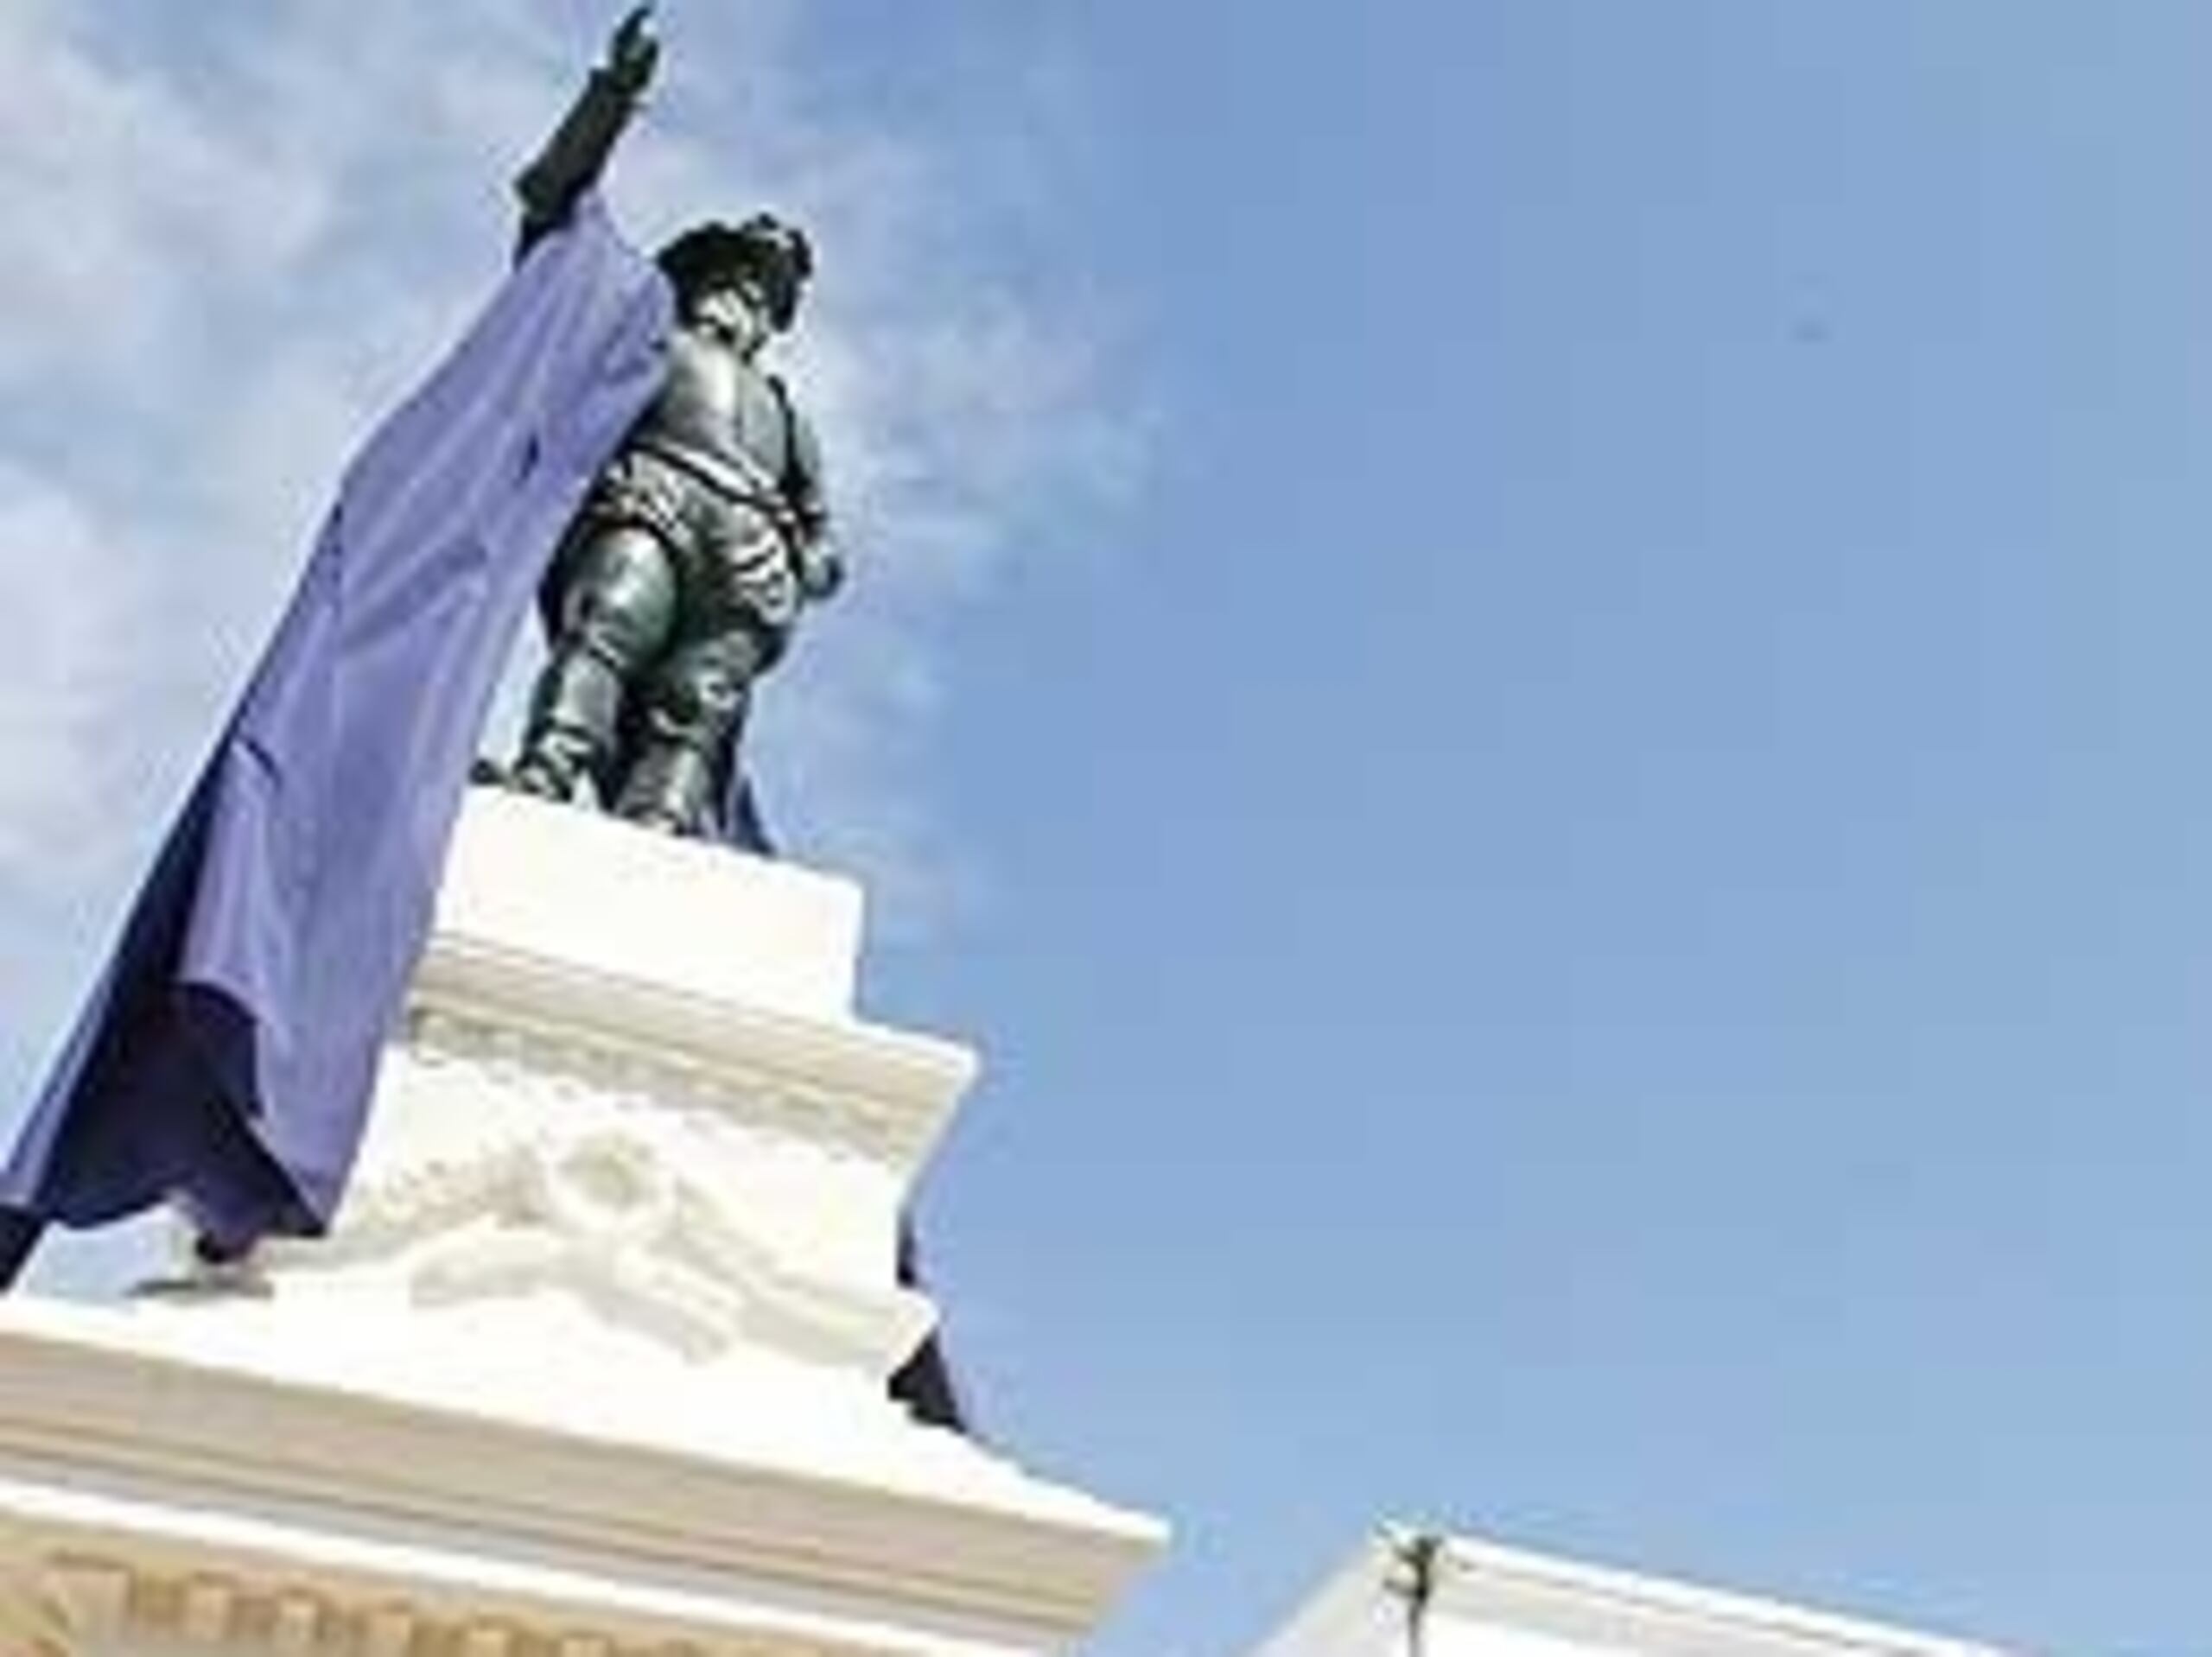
515,6,660,257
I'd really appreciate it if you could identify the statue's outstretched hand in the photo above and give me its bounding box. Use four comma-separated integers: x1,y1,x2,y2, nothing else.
605,6,660,95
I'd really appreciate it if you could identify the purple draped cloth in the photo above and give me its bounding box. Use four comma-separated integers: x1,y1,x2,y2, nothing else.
0,197,671,1260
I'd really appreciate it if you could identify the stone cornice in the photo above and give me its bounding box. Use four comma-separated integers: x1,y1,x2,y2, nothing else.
0,1298,1161,1654
412,932,976,1173
1422,1533,2011,1657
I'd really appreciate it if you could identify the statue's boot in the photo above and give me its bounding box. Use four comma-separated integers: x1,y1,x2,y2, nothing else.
511,527,678,803
511,644,624,803
612,630,757,836
613,739,721,836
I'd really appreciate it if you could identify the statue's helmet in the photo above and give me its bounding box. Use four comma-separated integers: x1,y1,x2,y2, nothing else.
657,214,814,332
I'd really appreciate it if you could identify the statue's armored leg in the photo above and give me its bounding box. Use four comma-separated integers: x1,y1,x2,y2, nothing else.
613,624,770,836
512,526,677,803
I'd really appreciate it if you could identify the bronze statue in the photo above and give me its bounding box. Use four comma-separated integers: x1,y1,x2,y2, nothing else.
501,7,842,838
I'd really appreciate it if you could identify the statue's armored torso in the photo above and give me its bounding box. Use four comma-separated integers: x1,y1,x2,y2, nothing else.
633,321,794,487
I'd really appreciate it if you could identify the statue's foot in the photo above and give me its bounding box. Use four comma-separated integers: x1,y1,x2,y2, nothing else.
502,753,579,803
612,743,717,839
131,1236,274,1302
621,806,694,838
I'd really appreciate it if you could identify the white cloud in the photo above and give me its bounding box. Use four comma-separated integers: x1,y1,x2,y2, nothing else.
0,3,328,399
0,471,156,884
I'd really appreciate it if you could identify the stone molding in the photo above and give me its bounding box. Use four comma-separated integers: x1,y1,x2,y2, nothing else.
0,1295,1160,1657
263,1044,938,1379
408,936,974,1172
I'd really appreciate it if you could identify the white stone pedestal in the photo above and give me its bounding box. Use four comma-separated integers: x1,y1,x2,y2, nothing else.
0,790,1163,1656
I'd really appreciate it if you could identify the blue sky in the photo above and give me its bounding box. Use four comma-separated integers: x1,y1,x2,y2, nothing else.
3,4,2209,1654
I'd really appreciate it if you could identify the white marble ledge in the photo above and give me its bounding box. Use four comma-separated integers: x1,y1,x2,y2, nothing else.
0,1295,1166,1654
408,935,978,1173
